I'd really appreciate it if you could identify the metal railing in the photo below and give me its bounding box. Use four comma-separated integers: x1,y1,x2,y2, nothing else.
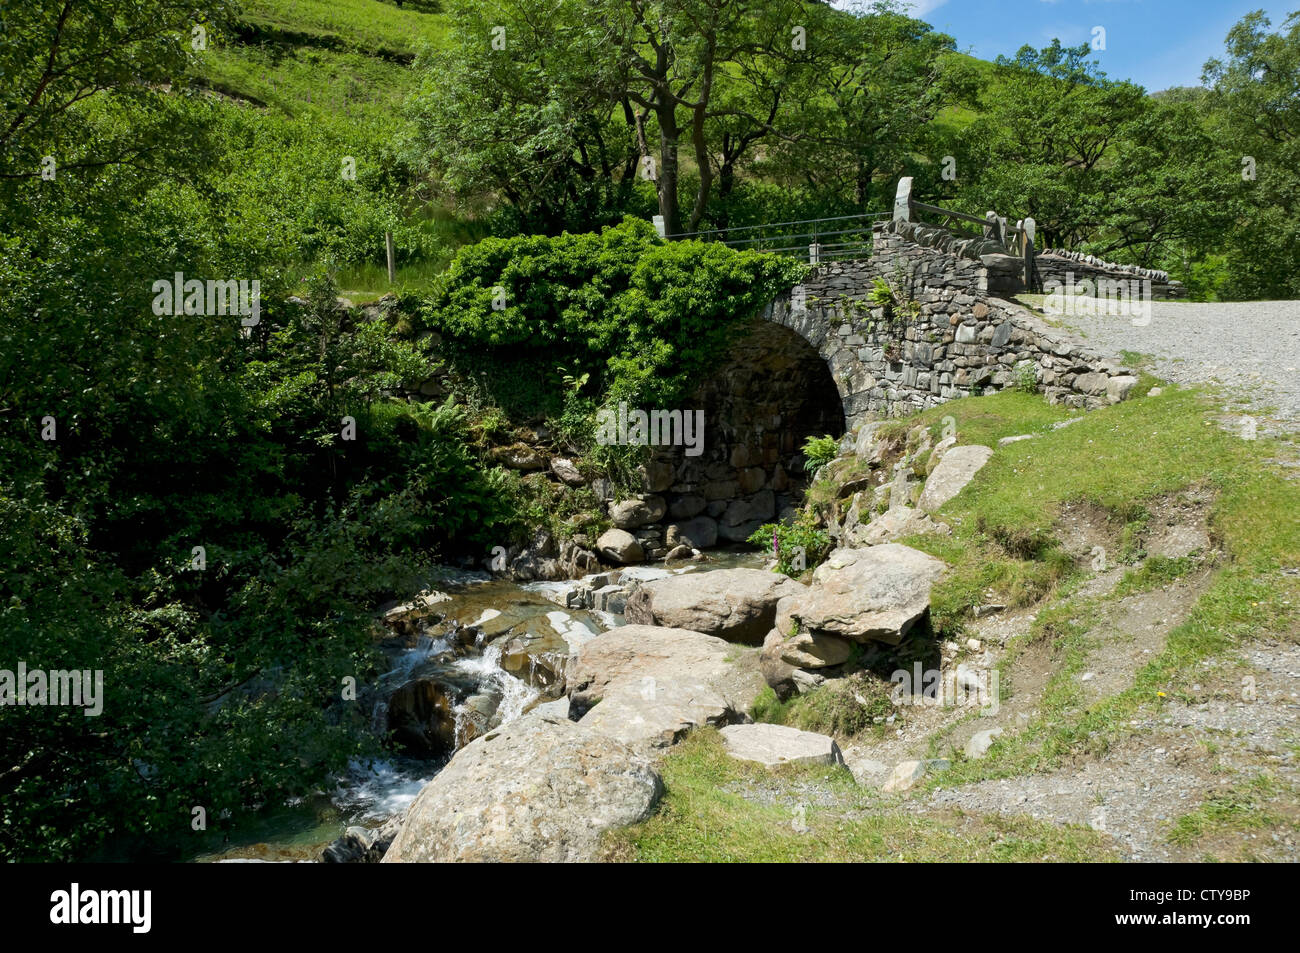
656,175,1042,290
670,211,889,262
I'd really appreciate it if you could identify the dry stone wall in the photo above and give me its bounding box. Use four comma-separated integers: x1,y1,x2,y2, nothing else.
1034,249,1186,299
766,221,1144,431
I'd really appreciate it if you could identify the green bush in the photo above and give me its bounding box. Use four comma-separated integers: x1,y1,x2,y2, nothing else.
416,219,808,411
801,434,840,478
748,511,833,578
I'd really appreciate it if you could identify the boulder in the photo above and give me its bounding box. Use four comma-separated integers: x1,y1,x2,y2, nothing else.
759,628,799,699
610,496,667,529
916,445,993,513
854,421,887,462
381,714,661,863
848,507,949,546
623,568,803,644
882,758,949,794
579,678,734,749
550,457,585,487
775,544,946,648
1106,375,1139,403
321,816,403,863
567,624,764,720
384,675,463,756
495,628,570,695
590,584,628,614
926,435,958,473
490,444,546,471
596,528,643,564
776,627,854,669
964,727,1003,759
719,723,844,768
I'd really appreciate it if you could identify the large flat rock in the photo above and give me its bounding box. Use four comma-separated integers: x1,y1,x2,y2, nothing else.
568,624,766,750
719,723,844,768
775,545,947,650
381,713,661,863
568,624,764,714
579,679,733,749
917,445,993,513
624,568,805,644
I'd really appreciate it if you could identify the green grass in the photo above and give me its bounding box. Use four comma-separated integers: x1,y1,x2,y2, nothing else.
899,386,1296,627
1114,555,1200,597
923,389,1300,784
606,731,1118,862
620,384,1299,861
198,1,446,134
192,1,483,289
751,675,896,739
234,0,448,57
1167,774,1299,859
335,258,453,299
921,389,1082,448
199,44,418,127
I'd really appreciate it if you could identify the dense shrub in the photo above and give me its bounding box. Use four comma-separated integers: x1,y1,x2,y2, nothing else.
417,218,808,409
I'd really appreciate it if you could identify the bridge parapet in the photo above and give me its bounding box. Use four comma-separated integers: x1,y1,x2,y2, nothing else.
765,219,1145,429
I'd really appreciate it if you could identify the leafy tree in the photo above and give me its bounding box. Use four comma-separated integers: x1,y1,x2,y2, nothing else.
405,0,643,233
0,0,233,178
1203,10,1300,299
1093,97,1236,270
760,2,976,211
961,40,1147,250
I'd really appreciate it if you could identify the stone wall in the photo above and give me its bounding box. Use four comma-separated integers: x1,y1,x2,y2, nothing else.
597,319,845,562
1034,249,1186,299
766,221,1143,431
798,220,1023,299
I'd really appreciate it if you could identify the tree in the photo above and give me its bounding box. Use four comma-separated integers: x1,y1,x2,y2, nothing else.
1203,10,1300,299
761,3,975,211
0,0,232,178
405,0,641,233
961,40,1147,250
1094,97,1236,269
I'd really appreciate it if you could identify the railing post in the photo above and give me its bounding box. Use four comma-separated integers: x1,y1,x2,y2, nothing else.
1023,216,1038,292
984,211,1002,246
652,215,667,239
809,242,821,264
893,177,913,222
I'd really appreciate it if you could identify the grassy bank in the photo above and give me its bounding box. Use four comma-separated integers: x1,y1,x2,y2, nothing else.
611,383,1300,861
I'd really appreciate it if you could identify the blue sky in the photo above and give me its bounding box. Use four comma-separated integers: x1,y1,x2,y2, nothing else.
851,1,1299,92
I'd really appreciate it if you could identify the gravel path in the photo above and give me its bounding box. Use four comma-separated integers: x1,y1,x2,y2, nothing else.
1056,300,1300,430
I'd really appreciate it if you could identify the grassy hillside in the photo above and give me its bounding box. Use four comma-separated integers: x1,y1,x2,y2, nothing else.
191,0,467,296
199,0,448,129
231,0,446,58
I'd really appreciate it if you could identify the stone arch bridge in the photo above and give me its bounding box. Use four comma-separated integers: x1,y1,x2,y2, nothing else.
643,210,1163,550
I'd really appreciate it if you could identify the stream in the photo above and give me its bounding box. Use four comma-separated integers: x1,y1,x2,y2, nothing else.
194,548,767,862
